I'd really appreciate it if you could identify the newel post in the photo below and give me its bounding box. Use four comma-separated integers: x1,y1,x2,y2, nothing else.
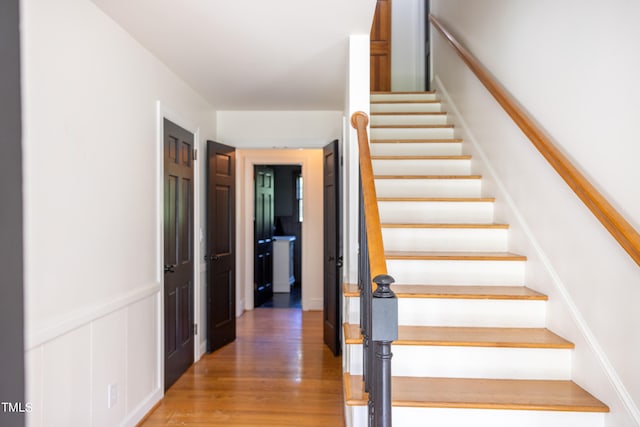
370,274,398,427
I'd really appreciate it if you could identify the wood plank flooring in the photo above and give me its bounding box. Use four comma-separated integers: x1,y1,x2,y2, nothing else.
139,309,344,426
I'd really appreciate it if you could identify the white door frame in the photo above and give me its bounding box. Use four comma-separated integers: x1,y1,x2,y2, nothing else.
236,149,325,314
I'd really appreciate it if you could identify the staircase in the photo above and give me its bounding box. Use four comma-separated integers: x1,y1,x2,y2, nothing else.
343,91,609,427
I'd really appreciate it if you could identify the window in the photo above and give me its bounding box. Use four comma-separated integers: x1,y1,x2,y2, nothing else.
296,174,303,222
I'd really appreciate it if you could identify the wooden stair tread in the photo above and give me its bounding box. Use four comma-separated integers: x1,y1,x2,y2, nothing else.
377,197,495,202
371,112,447,116
342,283,547,300
371,100,440,104
385,251,527,261
371,124,454,129
371,91,437,95
375,175,482,180
371,139,463,144
343,324,573,349
344,374,609,412
381,223,508,229
372,155,471,160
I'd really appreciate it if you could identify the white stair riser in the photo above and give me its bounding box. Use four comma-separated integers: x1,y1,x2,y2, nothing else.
399,298,545,327
347,345,571,380
378,201,495,224
371,127,455,140
344,295,361,324
372,158,471,175
370,93,438,102
347,406,605,427
370,142,462,156
382,227,508,252
387,259,526,285
370,114,448,126
371,102,442,113
375,179,481,198
345,297,545,327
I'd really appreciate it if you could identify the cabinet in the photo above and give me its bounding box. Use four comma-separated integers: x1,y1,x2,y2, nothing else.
273,236,296,293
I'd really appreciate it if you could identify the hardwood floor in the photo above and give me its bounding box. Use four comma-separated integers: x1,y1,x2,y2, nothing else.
140,308,344,426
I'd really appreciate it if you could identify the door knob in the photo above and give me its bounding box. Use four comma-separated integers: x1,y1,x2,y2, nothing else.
210,255,220,261
337,256,344,268
164,264,176,273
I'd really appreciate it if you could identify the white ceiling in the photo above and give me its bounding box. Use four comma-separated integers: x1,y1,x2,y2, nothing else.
92,0,376,110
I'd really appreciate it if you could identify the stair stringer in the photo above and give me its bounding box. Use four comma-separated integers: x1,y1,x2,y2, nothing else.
433,75,639,426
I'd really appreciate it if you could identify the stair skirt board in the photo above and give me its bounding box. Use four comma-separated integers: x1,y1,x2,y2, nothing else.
346,406,605,427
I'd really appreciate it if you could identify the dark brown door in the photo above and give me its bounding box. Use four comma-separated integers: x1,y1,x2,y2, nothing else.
254,166,274,307
206,141,236,352
371,0,392,91
323,140,342,356
163,119,194,391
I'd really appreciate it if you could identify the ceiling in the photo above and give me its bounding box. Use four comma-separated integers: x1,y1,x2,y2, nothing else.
92,0,376,110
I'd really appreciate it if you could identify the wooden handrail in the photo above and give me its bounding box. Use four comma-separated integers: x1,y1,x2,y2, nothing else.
351,111,388,281
430,15,640,267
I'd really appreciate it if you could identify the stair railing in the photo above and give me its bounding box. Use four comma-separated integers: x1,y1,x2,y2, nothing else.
430,14,640,268
351,111,398,427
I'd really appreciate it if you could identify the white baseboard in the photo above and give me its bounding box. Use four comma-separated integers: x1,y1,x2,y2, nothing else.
305,298,323,311
199,339,207,358
121,386,163,427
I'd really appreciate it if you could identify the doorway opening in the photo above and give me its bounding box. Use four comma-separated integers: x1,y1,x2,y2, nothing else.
254,164,303,309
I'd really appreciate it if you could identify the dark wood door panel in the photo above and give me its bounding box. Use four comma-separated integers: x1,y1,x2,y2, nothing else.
254,166,274,307
323,140,341,356
370,0,391,91
164,119,194,391
207,141,236,353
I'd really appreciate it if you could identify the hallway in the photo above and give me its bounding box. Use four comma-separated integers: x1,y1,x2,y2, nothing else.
140,309,344,426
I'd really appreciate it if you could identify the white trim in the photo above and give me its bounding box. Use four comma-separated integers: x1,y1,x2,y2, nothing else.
193,130,202,361
416,0,426,90
199,338,207,359
435,75,640,425
122,386,163,427
307,298,323,311
25,283,160,350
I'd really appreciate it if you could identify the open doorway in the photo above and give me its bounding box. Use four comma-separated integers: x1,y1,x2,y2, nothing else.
254,164,303,309
237,148,323,314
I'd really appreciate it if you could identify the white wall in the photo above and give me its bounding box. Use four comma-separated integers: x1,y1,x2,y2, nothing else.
216,111,343,148
21,0,215,425
391,0,426,91
431,1,640,426
235,149,324,312
344,34,371,285
216,110,342,312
